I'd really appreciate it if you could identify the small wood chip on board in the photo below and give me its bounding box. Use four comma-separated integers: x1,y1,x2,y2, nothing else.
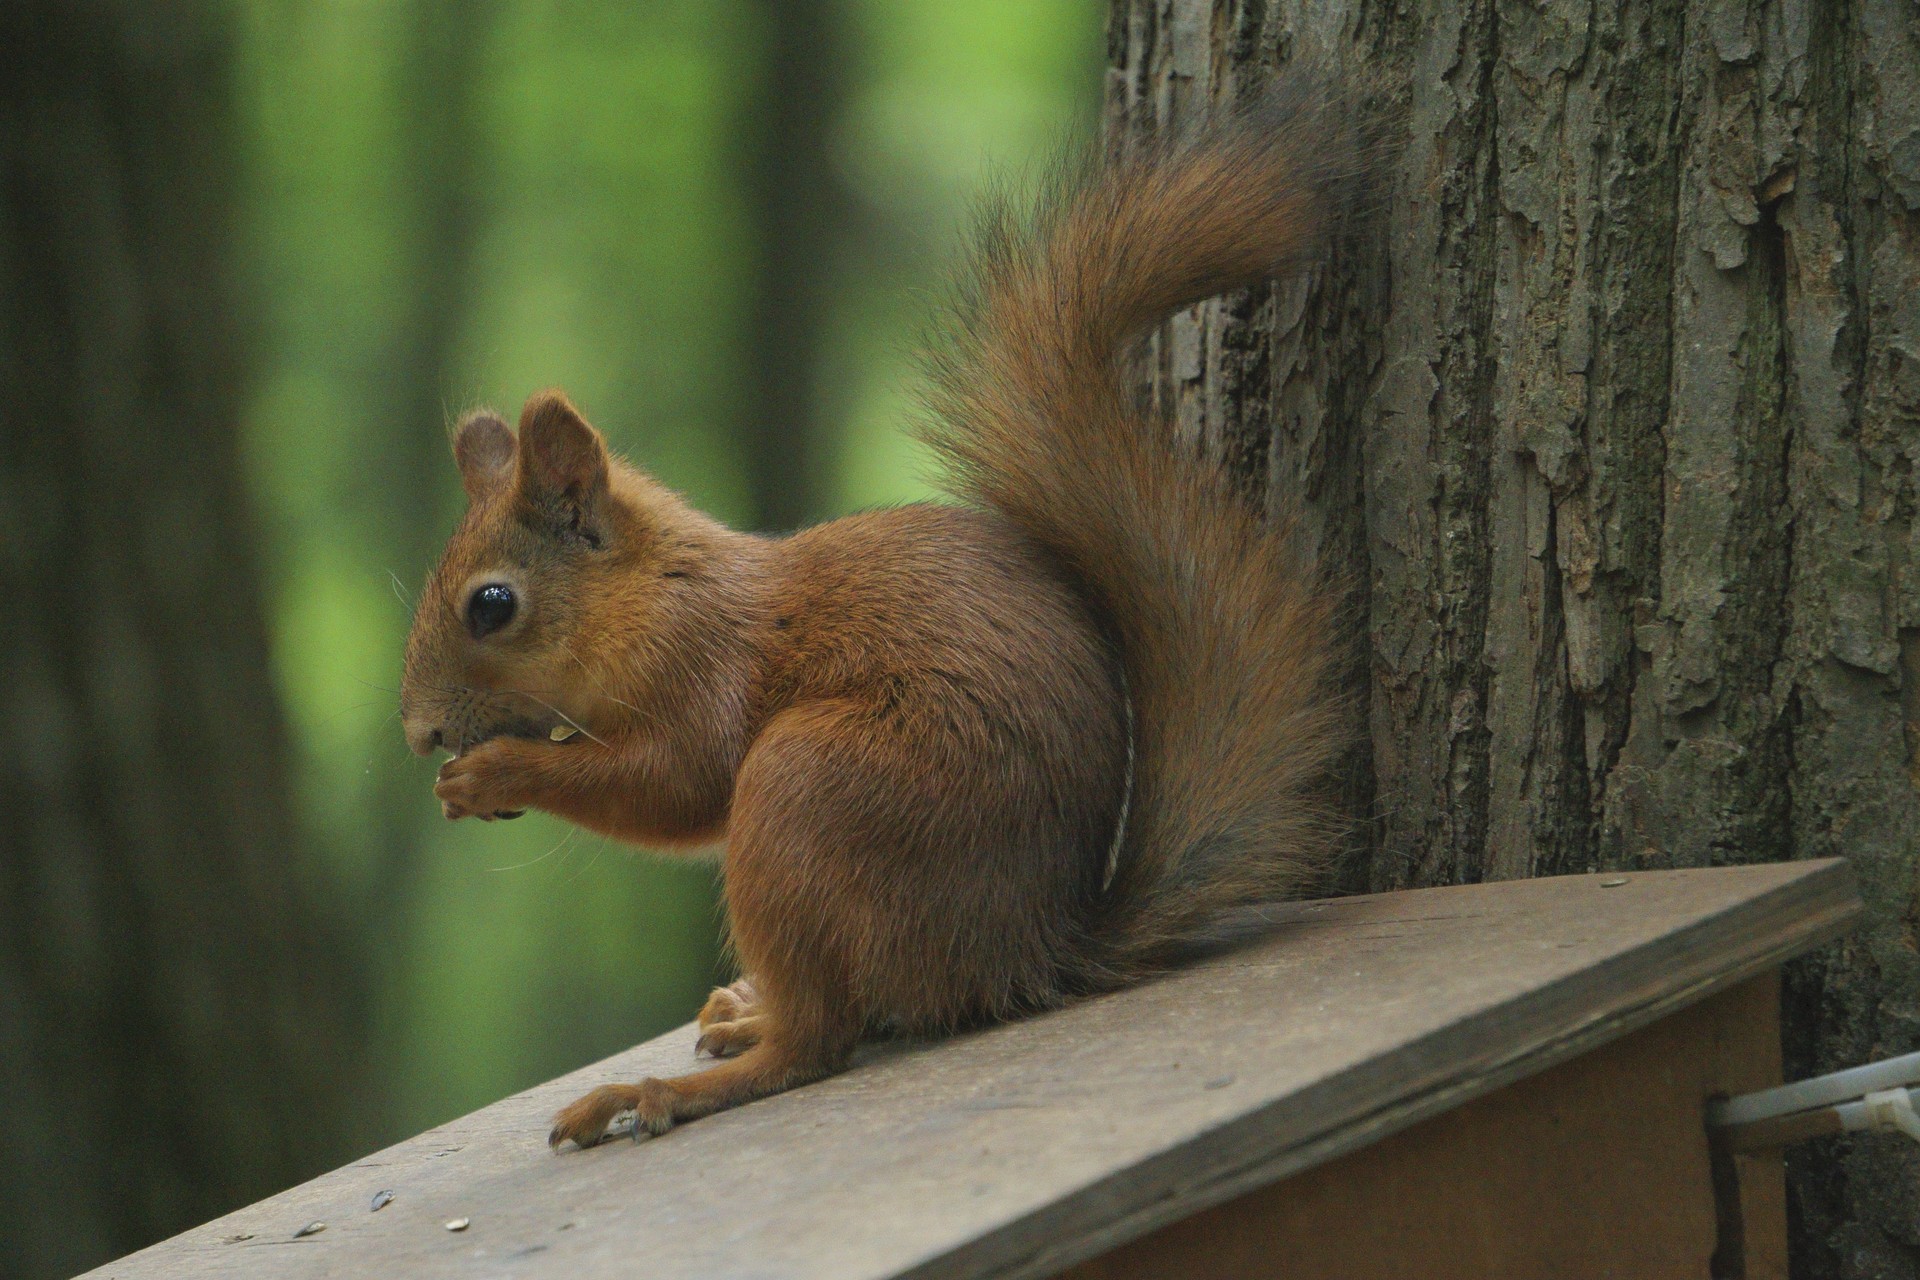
445,1217,471,1232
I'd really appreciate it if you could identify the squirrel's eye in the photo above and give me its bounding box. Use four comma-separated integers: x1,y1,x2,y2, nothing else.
467,583,516,638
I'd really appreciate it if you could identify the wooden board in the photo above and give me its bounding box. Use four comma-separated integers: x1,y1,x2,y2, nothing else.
1065,974,1787,1280
82,861,1857,1280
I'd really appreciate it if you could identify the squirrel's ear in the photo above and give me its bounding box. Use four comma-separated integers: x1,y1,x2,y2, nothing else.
517,390,612,545
452,410,516,500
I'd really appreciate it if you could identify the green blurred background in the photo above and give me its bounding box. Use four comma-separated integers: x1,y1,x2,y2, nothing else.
247,0,1100,1127
1,3,1100,1276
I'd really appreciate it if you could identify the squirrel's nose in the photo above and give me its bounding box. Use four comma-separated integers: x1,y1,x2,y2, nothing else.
403,718,445,758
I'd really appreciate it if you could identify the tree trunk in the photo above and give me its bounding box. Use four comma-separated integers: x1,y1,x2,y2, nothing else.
0,6,368,1277
370,0,495,939
1107,1,1920,1275
733,0,853,532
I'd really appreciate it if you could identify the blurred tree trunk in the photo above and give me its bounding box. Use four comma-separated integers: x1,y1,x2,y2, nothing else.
1109,1,1920,1275
734,0,853,531
370,0,495,937
0,5,368,1277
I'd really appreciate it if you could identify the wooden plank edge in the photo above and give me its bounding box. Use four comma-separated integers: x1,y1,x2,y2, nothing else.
924,860,1861,1280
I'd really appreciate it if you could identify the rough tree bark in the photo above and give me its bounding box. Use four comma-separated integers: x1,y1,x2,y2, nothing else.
1107,2,1920,1276
0,6,368,1278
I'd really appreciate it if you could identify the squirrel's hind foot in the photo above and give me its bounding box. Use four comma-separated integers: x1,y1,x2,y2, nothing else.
697,977,759,1029
695,1013,764,1058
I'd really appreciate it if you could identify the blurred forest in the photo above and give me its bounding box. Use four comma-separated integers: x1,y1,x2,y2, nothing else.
0,2,1101,1276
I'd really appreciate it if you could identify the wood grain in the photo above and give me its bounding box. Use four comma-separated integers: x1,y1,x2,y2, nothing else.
1064,974,1785,1280
81,861,1856,1280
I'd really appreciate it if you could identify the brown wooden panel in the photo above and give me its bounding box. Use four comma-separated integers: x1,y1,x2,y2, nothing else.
1066,976,1785,1280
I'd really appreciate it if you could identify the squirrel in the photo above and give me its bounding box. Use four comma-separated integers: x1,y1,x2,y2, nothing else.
400,76,1366,1148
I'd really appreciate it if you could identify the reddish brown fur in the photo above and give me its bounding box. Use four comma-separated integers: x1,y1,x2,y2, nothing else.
400,80,1366,1145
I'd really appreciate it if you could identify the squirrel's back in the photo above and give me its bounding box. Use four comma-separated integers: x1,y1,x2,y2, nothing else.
919,74,1372,985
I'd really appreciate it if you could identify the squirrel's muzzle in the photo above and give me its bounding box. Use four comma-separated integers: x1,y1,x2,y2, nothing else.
403,718,445,757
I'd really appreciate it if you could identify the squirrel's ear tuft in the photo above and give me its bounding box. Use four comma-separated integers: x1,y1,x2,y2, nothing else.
517,390,612,545
452,410,516,500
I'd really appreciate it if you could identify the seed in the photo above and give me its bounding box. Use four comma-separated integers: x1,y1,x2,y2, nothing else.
550,725,578,742
445,1217,471,1232
294,1221,326,1238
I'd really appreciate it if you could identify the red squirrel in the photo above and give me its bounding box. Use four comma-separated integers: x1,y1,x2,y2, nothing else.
400,79,1363,1147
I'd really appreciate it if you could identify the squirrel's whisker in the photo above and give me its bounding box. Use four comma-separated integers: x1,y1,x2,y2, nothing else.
490,825,579,873
559,834,612,887
387,569,416,612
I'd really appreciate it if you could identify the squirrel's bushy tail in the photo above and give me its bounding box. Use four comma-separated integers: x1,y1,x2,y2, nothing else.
918,75,1371,986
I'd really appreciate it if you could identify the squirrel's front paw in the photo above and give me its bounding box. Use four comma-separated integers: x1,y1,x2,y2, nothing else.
434,740,527,821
